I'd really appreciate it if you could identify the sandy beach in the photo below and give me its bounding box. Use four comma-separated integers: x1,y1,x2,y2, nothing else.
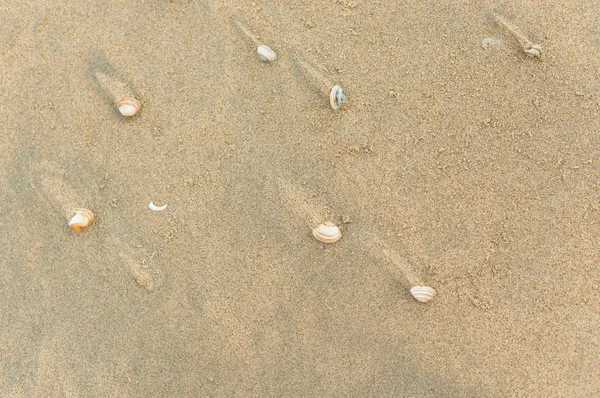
1,0,599,396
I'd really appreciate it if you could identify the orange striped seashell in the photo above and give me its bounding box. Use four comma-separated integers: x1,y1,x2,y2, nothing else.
69,209,94,231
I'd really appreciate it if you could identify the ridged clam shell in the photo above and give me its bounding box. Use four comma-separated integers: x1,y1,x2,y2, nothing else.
329,85,347,110
410,286,436,303
117,97,141,117
69,209,94,231
257,45,277,62
312,222,342,243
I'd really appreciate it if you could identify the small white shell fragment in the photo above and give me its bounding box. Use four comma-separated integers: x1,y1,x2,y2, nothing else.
329,85,347,110
482,37,503,47
148,202,167,212
257,45,277,62
116,96,141,117
312,222,342,243
69,209,94,231
410,286,436,303
523,43,542,58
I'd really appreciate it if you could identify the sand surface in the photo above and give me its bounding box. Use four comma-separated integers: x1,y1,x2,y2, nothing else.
1,0,599,396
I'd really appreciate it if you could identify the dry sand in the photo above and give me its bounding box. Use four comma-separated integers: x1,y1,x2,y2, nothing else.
1,0,599,396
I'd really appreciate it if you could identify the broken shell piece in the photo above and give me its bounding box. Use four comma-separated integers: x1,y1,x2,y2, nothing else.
523,43,542,58
148,201,167,211
410,286,436,303
69,209,94,231
482,37,503,47
257,45,277,62
116,96,141,118
312,222,342,243
329,85,348,110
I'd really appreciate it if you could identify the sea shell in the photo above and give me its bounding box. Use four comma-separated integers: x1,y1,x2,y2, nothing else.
523,43,542,58
410,286,436,303
257,45,277,62
148,201,167,211
329,85,348,110
312,222,342,243
116,96,141,117
69,209,94,231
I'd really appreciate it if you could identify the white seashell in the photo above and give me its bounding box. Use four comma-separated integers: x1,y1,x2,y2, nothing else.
329,85,348,110
257,45,277,62
410,286,436,303
116,96,141,117
523,43,542,58
312,222,342,243
148,201,167,211
69,209,94,231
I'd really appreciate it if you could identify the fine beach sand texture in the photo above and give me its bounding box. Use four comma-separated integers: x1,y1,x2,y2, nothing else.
1,0,599,396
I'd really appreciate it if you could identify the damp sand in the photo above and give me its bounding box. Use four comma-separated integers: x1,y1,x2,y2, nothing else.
1,1,599,396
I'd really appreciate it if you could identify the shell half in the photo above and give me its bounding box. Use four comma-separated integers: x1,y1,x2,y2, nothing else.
523,43,542,58
312,222,342,243
117,97,141,117
410,286,436,303
148,201,167,211
69,209,94,231
329,85,347,110
257,45,277,62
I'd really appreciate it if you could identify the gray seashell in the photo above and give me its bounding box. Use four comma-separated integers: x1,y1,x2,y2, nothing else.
329,85,347,110
257,45,277,62
410,285,436,303
312,222,342,243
